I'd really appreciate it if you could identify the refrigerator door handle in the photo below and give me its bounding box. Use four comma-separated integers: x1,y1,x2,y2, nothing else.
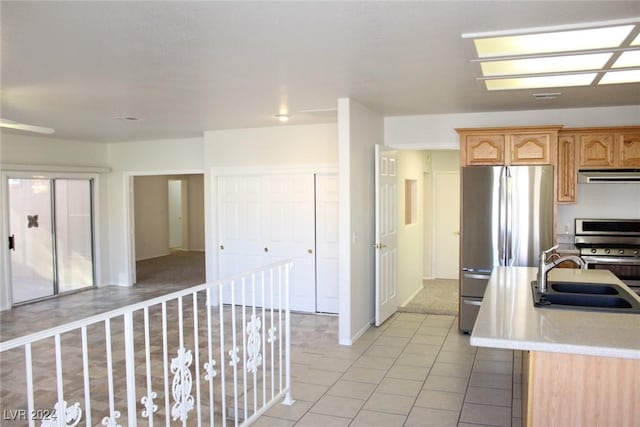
463,272,491,280
505,166,513,266
463,299,483,307
498,166,507,266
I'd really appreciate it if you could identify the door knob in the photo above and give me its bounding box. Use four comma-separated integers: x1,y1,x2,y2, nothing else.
220,245,224,250
307,249,313,254
264,247,269,253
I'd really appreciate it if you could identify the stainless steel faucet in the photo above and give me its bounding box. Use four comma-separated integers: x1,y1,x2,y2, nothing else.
537,245,587,294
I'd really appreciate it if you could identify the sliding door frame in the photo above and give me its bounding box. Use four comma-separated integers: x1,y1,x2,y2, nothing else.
1,168,103,308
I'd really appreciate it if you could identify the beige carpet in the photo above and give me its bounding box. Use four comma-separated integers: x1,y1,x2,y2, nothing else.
135,250,205,286
398,279,459,315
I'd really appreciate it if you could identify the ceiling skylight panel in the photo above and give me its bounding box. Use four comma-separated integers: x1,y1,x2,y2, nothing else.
612,50,640,68
599,69,640,84
485,74,597,91
480,53,612,76
474,25,634,58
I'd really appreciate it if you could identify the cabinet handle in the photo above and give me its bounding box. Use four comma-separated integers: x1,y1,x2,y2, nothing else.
463,299,482,307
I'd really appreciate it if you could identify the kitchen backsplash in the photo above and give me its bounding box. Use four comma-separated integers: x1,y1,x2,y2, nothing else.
557,183,640,240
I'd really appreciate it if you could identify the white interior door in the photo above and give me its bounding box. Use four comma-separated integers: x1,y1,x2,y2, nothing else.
374,145,399,326
315,173,339,314
263,174,316,312
433,171,460,279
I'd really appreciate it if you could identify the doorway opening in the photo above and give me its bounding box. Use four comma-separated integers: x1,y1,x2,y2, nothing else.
395,150,460,315
132,174,205,287
8,177,95,305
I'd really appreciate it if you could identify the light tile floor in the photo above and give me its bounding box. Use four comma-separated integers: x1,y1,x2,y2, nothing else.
257,312,521,427
0,285,521,427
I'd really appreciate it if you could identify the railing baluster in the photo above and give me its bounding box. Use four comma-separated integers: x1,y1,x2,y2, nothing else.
206,288,215,425
123,312,137,426
231,279,239,426
143,307,154,427
218,283,227,426
81,326,92,427
0,260,294,427
162,302,170,426
269,267,275,401
105,319,118,425
278,265,283,394
241,276,247,423
193,292,203,426
283,264,294,405
24,343,35,427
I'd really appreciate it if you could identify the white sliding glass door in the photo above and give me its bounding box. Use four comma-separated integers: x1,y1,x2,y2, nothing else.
8,177,94,304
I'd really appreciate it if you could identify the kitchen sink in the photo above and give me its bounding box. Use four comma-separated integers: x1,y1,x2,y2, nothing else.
549,282,619,295
531,281,640,314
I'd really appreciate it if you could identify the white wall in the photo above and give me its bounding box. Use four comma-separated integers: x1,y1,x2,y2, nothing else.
187,174,205,251
107,138,204,285
203,123,338,167
203,123,338,282
384,105,640,149
557,184,640,241
0,133,110,309
338,98,383,345
134,175,171,260
397,150,428,306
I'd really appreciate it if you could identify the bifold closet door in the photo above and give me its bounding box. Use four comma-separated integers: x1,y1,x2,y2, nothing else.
315,174,339,314
263,174,316,313
217,173,316,312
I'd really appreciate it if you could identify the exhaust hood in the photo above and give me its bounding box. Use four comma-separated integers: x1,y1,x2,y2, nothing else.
578,169,640,183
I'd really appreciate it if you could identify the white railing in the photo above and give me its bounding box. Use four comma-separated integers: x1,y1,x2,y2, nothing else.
0,260,294,426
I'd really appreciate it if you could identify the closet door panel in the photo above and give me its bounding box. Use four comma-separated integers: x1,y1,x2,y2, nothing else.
315,174,339,314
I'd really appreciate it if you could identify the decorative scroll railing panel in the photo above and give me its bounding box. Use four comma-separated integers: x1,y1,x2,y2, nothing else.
0,260,294,426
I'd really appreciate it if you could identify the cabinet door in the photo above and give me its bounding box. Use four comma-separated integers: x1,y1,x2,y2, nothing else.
509,133,553,165
619,133,640,167
464,134,505,165
557,135,576,203
579,134,615,167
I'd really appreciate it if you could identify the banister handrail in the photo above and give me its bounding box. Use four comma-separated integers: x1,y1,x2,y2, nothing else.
0,259,293,352
0,259,294,426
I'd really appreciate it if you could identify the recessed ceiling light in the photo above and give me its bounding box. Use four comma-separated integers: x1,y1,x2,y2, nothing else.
113,116,141,121
485,73,597,91
275,114,290,123
612,51,640,68
599,69,640,84
480,53,612,77
473,25,634,58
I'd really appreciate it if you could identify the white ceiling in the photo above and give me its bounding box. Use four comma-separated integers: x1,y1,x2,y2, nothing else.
2,1,639,143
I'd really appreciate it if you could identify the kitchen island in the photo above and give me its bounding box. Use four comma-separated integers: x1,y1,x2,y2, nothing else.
470,266,640,427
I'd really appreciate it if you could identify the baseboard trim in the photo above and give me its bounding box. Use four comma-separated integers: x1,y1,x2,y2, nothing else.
400,285,424,307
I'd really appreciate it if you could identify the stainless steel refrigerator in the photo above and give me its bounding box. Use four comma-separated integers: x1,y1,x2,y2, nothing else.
459,165,554,332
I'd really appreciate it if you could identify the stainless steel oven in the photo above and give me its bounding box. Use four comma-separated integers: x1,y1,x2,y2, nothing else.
575,219,640,295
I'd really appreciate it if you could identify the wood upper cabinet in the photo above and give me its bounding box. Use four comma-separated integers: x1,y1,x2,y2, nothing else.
572,127,640,169
557,135,576,203
579,133,615,167
462,134,505,165
620,133,640,167
457,126,561,166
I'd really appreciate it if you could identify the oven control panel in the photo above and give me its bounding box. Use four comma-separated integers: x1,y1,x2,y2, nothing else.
580,247,640,257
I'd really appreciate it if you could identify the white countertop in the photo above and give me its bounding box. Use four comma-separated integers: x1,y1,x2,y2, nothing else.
470,267,640,360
